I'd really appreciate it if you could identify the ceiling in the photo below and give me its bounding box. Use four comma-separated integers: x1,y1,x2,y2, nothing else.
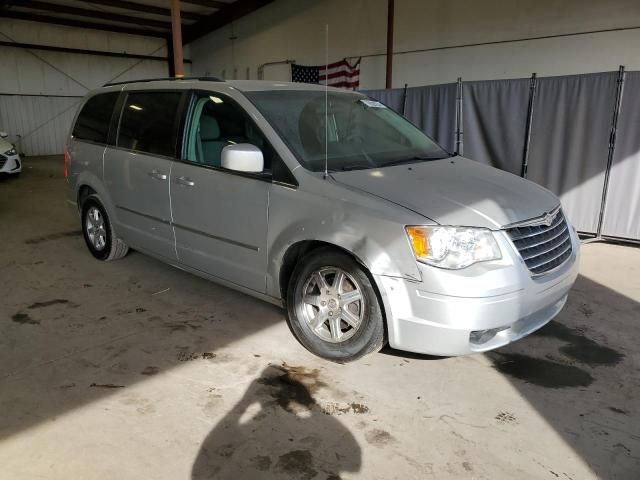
0,0,274,42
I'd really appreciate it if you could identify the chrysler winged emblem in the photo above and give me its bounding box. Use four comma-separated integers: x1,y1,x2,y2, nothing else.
543,210,557,227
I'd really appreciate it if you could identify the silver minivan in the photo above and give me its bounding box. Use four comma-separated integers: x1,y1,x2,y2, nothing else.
65,78,579,362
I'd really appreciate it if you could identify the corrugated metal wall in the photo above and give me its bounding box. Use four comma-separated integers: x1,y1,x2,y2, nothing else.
0,18,191,156
0,95,81,156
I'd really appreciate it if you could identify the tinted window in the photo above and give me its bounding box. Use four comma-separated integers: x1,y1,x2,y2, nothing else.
183,91,277,172
73,92,119,144
117,92,182,157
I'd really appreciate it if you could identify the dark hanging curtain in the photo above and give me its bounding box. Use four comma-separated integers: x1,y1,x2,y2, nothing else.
462,78,530,176
403,84,457,153
526,72,618,233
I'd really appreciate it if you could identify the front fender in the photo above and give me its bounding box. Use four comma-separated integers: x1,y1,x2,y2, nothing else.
266,180,426,298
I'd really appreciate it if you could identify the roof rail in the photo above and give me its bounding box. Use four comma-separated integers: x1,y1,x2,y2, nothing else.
103,76,223,87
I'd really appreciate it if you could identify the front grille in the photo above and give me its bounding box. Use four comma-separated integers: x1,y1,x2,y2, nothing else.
0,154,6,169
505,207,572,276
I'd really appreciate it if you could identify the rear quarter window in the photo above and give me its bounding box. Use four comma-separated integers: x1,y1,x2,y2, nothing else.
73,92,119,144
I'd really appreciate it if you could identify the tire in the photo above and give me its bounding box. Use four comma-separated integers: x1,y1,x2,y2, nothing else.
286,247,386,362
81,194,129,261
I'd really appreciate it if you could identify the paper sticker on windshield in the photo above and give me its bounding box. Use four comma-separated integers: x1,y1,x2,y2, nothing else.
360,99,386,108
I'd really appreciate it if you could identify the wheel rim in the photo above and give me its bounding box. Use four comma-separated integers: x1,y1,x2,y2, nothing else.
86,206,107,251
300,267,365,343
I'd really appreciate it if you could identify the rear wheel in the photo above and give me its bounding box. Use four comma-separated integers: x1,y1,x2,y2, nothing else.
286,248,385,362
81,194,129,261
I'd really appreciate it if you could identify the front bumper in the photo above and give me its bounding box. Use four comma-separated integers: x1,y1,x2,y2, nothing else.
375,227,580,356
0,153,22,174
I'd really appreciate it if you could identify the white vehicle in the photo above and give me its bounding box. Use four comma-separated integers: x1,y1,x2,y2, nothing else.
0,132,22,175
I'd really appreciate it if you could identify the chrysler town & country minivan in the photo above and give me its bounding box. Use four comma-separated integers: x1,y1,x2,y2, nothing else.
65,78,579,362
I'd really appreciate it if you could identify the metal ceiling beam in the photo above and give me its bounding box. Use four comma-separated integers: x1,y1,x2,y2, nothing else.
79,0,203,22
0,39,192,63
10,0,172,29
0,10,166,37
181,0,229,9
184,0,274,43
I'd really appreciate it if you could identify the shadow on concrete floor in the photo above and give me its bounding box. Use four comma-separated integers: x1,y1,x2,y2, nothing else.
191,365,361,480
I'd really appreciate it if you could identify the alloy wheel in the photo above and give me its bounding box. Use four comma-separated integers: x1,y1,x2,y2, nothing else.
300,267,365,343
86,206,107,251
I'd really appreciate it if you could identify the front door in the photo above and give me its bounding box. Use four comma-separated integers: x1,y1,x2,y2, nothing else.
170,90,270,293
103,90,184,260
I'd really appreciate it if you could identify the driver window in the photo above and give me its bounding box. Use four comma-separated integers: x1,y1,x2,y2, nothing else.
184,92,271,171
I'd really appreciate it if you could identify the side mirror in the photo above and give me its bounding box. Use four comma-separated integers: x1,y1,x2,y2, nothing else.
0,132,7,139
221,143,264,173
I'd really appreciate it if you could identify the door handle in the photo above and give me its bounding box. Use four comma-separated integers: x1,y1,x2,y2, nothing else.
176,176,195,187
148,170,167,180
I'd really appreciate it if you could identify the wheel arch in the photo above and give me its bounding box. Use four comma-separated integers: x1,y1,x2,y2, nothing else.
73,170,117,221
77,184,97,210
279,241,387,331
278,240,368,299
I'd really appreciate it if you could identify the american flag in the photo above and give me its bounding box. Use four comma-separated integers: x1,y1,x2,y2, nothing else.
291,58,361,90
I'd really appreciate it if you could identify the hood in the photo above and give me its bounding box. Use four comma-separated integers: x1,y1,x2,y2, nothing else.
331,156,559,229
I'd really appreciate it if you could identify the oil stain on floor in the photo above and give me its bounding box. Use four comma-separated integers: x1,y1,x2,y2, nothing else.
11,298,74,326
11,312,39,325
258,364,326,413
273,450,317,480
27,299,70,309
24,230,82,245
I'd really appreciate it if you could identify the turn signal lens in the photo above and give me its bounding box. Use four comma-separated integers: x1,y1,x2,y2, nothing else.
406,226,429,258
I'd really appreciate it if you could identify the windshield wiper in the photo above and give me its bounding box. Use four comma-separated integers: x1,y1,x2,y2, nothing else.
341,164,373,171
382,154,452,167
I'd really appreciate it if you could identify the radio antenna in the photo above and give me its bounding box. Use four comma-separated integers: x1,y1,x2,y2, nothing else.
324,23,329,179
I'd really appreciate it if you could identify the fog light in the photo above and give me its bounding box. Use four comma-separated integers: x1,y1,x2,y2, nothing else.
470,326,509,345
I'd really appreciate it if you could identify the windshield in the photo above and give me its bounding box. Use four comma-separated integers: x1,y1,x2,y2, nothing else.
245,90,450,172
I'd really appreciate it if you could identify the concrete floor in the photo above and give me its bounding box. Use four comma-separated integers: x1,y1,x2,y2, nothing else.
1,156,639,480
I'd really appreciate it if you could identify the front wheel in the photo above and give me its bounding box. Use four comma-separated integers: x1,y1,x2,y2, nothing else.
286,248,386,362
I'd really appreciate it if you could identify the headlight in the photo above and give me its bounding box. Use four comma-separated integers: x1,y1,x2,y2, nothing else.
4,148,16,156
405,225,502,269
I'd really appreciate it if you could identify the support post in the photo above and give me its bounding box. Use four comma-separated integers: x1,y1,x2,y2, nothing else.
385,0,394,89
170,0,184,78
595,65,626,237
401,83,408,115
520,72,538,178
166,36,175,77
454,77,463,155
